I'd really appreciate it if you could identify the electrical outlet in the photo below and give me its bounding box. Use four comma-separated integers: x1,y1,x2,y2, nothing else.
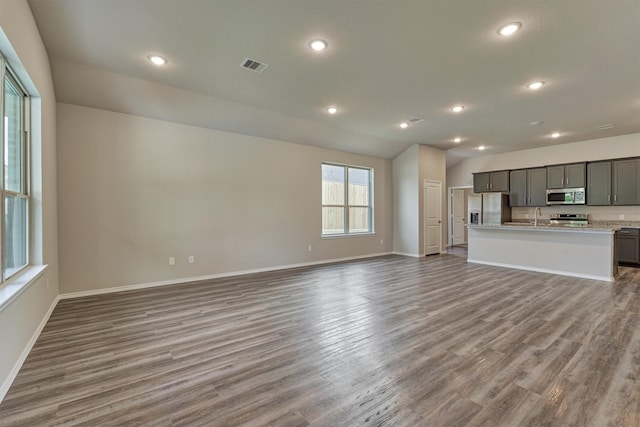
169,257,175,266
380,239,384,245
308,245,312,252
188,255,195,264
619,214,625,220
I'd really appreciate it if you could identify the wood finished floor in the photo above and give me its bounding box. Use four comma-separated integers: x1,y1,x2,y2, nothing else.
1,250,639,426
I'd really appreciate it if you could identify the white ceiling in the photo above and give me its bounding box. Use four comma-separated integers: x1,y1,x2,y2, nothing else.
28,0,640,164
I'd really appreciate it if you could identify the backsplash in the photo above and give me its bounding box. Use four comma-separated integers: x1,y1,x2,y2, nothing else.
512,205,640,223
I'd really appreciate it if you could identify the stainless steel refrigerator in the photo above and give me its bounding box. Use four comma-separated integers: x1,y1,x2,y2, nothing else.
468,193,482,225
481,192,511,224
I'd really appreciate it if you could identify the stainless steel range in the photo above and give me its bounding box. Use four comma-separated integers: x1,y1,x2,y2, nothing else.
549,213,589,227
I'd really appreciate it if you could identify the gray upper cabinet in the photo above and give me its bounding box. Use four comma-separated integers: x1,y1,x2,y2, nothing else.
587,161,612,205
613,158,640,205
509,170,526,206
473,172,490,193
527,168,547,206
473,158,639,206
473,170,509,193
490,170,509,192
546,163,586,189
510,168,546,207
546,166,565,189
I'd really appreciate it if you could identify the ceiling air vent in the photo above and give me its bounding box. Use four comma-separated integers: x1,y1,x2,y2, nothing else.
596,123,615,130
240,57,269,73
407,117,424,124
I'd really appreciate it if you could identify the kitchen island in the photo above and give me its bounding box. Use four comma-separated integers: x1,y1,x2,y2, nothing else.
467,224,616,282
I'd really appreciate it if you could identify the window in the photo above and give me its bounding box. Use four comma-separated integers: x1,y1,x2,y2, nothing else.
1,59,29,281
322,163,373,235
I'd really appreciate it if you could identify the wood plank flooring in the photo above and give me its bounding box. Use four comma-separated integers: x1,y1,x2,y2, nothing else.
1,249,639,426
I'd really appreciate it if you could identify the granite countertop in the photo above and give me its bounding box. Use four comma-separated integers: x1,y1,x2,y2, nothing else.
589,220,640,229
467,223,618,233
467,219,640,233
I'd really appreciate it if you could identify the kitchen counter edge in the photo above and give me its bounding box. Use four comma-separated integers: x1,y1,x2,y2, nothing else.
466,224,617,234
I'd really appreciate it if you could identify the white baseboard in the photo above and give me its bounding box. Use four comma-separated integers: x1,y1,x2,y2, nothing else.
467,259,614,282
61,252,394,300
392,252,422,258
0,295,60,403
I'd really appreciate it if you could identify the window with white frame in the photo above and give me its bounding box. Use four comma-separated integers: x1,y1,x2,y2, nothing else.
322,163,373,235
1,57,29,281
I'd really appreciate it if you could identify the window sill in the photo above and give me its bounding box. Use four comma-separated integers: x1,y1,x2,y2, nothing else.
322,232,376,239
0,265,48,312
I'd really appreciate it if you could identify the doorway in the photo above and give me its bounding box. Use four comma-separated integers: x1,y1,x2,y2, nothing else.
448,186,473,247
424,180,442,255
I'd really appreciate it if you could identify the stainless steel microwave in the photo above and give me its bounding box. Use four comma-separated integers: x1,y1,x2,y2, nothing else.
546,188,586,205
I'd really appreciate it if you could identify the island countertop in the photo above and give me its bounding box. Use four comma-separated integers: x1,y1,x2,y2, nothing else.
467,223,617,234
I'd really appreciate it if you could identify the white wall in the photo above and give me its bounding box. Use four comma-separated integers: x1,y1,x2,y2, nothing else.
0,0,58,399
392,144,447,256
57,103,393,294
392,145,419,255
447,133,640,221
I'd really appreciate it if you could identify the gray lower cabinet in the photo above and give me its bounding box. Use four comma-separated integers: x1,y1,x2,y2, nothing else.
547,163,586,189
613,158,640,205
473,170,509,193
509,168,546,207
616,228,640,264
587,161,612,205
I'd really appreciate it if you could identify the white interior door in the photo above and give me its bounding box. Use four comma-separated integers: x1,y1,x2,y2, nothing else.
424,180,442,255
452,189,466,245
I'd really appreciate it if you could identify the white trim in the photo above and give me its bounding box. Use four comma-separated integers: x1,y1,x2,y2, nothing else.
392,252,422,258
447,185,473,247
467,259,614,282
60,252,394,299
0,295,59,402
321,232,375,239
0,265,47,311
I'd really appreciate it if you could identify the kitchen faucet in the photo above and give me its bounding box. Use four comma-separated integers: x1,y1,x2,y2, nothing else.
534,206,542,227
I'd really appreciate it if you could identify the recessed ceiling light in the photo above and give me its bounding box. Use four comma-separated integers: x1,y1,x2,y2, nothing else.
147,55,167,66
400,122,409,129
478,145,486,150
326,106,339,114
451,105,465,113
309,39,328,51
527,81,545,90
551,132,561,138
454,137,462,143
498,22,522,36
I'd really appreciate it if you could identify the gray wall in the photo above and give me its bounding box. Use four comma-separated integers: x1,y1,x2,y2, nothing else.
418,145,447,254
57,103,393,294
0,0,59,398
